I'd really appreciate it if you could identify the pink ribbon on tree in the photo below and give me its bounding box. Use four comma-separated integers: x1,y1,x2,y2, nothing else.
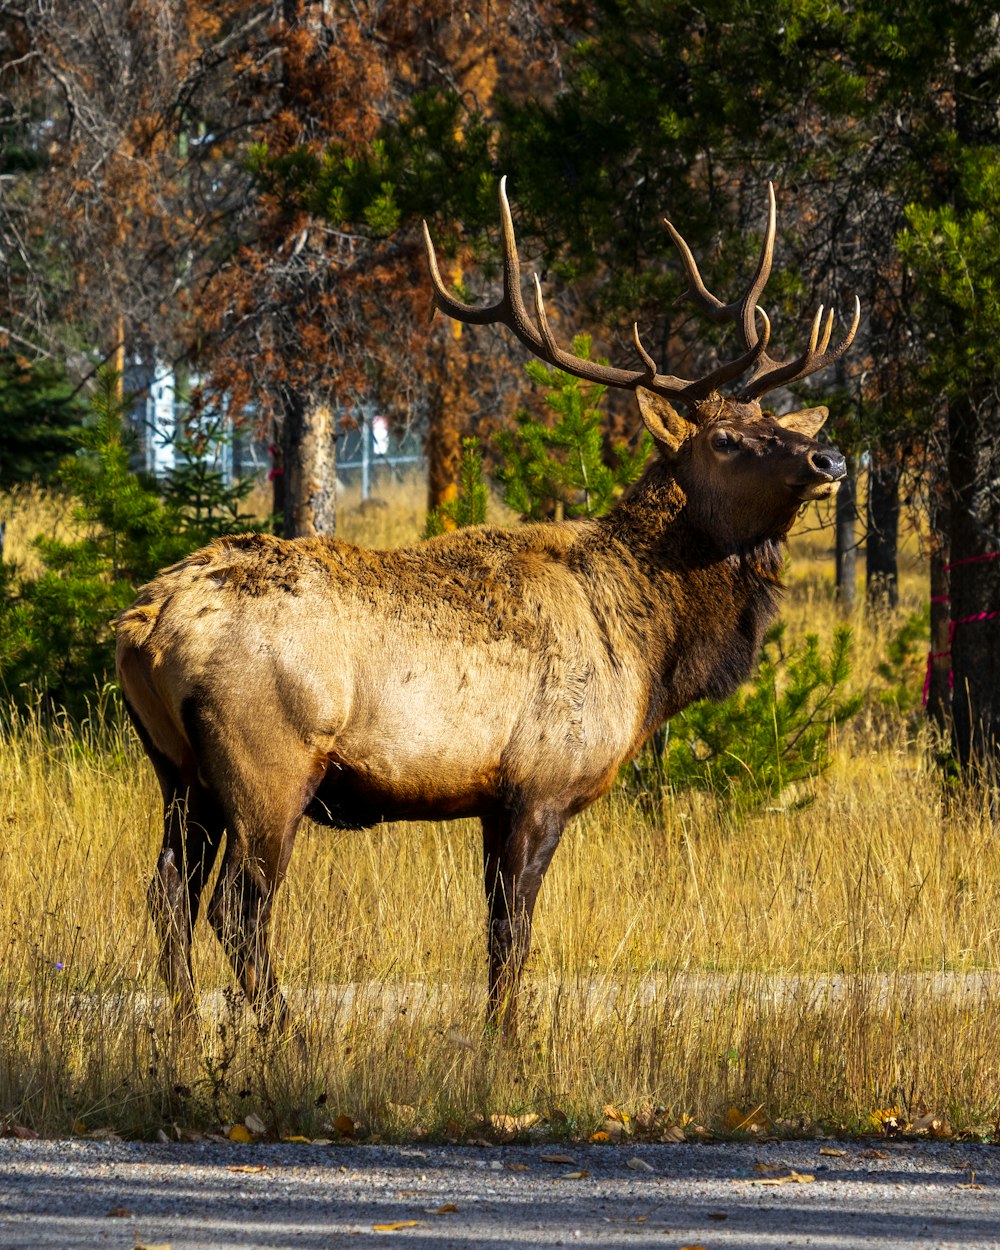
922,552,1000,706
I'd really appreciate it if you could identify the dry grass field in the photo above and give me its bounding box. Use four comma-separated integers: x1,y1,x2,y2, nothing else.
2,475,999,1144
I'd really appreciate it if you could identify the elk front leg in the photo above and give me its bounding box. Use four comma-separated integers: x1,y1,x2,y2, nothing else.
481,803,565,1036
149,783,224,1017
205,819,299,1034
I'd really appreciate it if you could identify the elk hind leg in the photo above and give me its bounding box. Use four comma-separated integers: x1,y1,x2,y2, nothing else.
149,778,225,1018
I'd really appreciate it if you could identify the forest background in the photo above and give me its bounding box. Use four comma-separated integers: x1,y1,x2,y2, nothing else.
1,0,1000,1142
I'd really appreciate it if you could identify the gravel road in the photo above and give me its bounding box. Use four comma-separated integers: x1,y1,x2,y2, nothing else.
0,1137,996,1249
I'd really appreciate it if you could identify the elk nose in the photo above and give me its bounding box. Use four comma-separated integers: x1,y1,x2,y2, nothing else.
809,448,847,480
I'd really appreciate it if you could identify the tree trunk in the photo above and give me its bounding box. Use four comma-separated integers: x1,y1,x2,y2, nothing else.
427,381,462,520
427,346,466,524
926,518,951,734
834,454,857,612
865,444,900,611
281,387,337,538
947,394,1000,769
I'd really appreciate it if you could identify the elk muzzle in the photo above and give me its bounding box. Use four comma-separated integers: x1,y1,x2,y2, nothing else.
798,446,848,499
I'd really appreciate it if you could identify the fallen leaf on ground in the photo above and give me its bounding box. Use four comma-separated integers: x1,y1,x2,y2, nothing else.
227,1164,266,1174
105,1206,130,1218
708,1213,728,1221
603,1105,630,1124
244,1113,267,1136
280,1135,312,1144
540,1152,576,1164
724,1105,769,1133
859,1149,889,1160
819,1146,848,1157
753,1170,815,1186
661,1125,686,1143
958,1170,983,1191
507,1163,530,1171
911,1112,952,1137
227,1124,253,1144
333,1114,355,1137
135,1243,171,1250
373,1221,423,1231
870,1106,904,1135
560,1171,590,1180
589,1131,610,1143
428,1204,459,1215
626,1157,654,1173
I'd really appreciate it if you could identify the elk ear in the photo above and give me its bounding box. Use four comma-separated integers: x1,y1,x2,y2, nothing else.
776,406,829,438
637,389,696,455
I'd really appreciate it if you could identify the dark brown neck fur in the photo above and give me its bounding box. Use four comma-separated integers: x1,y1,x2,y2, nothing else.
590,454,786,737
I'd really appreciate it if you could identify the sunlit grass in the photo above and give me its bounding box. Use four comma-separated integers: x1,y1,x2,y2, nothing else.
2,474,997,1141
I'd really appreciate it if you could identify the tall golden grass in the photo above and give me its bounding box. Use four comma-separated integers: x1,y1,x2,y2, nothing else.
2,477,998,1142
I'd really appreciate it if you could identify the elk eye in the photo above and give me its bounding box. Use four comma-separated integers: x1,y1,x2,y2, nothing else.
712,431,739,453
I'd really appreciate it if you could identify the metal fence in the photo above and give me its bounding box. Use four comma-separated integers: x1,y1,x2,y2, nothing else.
124,363,425,497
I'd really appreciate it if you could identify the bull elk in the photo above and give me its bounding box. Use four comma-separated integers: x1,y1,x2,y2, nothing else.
116,179,858,1033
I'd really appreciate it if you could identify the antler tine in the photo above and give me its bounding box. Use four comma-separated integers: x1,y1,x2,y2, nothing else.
663,217,730,325
531,273,561,361
496,176,551,353
665,182,777,354
422,178,547,355
423,220,503,327
738,295,861,403
632,324,658,382
819,306,834,354
737,182,776,350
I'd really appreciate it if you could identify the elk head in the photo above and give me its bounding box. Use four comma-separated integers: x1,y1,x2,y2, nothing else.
424,179,859,548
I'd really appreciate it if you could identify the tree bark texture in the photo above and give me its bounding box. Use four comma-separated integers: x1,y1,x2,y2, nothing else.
947,395,1000,768
427,324,466,519
926,525,952,734
281,387,337,538
866,445,900,610
834,455,857,613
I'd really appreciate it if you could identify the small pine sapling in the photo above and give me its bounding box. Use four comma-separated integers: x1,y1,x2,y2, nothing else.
634,624,862,813
495,336,651,521
0,367,183,715
160,404,258,542
424,438,489,536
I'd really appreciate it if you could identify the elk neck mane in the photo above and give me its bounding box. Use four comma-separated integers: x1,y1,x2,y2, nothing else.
586,450,786,723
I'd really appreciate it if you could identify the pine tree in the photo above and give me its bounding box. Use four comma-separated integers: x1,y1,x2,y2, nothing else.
495,340,652,522
0,368,182,715
424,438,489,537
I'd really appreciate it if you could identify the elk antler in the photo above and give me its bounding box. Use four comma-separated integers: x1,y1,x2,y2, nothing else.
423,177,771,410
665,182,861,403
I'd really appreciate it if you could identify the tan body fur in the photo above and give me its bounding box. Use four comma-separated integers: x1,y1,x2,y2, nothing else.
119,470,776,832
